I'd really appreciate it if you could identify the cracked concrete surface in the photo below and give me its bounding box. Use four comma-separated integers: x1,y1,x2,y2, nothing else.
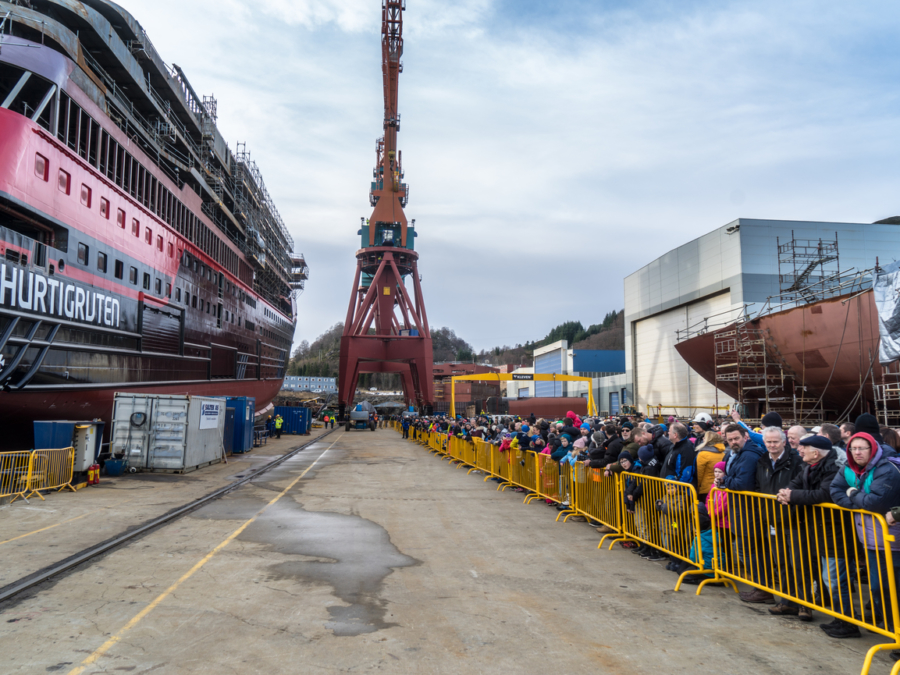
0,429,896,674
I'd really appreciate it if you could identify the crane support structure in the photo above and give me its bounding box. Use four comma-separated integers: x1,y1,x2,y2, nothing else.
338,0,435,418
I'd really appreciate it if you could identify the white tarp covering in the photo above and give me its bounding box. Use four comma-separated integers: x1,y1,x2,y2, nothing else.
874,261,900,365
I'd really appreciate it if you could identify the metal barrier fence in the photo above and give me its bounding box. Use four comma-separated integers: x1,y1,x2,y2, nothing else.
0,447,75,503
614,473,715,590
0,451,35,503
571,463,621,546
395,428,900,674
701,488,900,672
27,448,77,500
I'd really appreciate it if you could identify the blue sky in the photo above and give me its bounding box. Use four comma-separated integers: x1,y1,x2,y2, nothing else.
125,0,900,352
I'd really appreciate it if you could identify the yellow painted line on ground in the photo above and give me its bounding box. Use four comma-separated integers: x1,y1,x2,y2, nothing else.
67,433,344,675
0,507,111,547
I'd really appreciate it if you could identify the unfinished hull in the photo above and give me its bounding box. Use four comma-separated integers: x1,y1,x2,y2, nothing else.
675,290,880,414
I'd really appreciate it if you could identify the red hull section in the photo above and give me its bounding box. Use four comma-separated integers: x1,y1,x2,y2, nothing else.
3,379,283,448
675,290,880,415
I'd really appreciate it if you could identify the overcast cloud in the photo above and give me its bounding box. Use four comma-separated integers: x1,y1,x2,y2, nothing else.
122,0,900,351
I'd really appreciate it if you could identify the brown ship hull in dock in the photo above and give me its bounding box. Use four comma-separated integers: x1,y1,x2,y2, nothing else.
675,290,881,414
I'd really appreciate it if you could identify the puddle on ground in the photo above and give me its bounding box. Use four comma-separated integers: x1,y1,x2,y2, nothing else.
197,449,419,636
243,502,418,636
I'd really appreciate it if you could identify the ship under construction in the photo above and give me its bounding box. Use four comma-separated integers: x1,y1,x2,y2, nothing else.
0,0,309,447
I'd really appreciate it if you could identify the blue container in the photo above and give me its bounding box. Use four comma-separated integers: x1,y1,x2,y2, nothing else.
105,458,126,477
219,397,255,453
33,421,104,460
273,406,310,435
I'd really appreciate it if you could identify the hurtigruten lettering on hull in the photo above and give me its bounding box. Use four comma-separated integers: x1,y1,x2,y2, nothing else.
0,264,120,328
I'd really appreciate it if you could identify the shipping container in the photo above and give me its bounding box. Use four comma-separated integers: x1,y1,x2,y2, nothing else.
217,397,255,454
273,406,310,435
109,394,225,472
507,397,588,421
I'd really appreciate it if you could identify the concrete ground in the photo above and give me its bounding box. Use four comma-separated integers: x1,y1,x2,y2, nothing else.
0,428,896,674
0,426,331,588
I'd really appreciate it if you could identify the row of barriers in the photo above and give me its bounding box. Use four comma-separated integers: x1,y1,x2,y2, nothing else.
0,448,76,503
394,423,900,675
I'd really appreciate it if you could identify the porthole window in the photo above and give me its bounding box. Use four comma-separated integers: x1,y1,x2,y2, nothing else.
58,170,70,194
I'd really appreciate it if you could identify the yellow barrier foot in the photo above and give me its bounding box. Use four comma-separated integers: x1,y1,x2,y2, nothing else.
674,569,711,593
606,536,629,550
466,467,479,475
523,493,541,504
597,532,621,549
497,481,513,491
695,575,738,595
25,490,46,501
555,508,575,522
862,642,900,675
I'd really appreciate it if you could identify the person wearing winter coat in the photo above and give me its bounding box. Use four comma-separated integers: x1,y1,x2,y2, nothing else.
737,426,803,607
831,431,900,635
706,462,729,530
550,436,570,462
774,435,848,629
721,423,766,492
662,424,696,486
621,453,641,512
647,424,674,465
602,425,626,466
695,431,727,501
630,446,665,559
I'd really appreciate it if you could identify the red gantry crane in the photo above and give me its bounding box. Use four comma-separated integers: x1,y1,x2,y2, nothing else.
337,0,435,419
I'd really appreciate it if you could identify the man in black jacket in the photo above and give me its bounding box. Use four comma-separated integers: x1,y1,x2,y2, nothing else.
648,424,674,465
601,424,625,466
776,435,849,629
739,426,803,605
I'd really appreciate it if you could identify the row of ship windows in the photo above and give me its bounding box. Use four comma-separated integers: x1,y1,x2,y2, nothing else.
52,88,246,283
40,152,276,324
38,153,176,257
74,241,251,328
40,150,270,318
36,148,259,311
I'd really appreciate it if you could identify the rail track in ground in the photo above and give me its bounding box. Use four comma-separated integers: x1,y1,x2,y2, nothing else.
0,428,337,606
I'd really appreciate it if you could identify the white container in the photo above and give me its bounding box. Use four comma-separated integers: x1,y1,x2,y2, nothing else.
110,393,225,472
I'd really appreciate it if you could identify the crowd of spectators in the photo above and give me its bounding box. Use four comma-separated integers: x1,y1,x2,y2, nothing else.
396,407,900,652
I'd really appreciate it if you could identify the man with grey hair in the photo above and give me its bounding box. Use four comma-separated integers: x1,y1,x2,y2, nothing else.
786,425,806,451
738,426,803,605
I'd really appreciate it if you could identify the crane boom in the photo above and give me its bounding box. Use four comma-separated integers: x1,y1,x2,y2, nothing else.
368,0,410,247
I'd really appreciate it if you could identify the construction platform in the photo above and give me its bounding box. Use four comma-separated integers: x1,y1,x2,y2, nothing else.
0,430,892,674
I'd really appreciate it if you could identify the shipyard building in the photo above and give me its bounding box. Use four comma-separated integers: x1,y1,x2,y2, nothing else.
624,217,897,417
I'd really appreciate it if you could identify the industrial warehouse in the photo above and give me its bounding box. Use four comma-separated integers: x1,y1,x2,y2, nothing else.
2,2,900,675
